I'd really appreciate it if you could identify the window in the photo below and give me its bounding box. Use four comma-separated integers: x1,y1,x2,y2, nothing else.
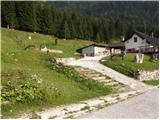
134,37,137,42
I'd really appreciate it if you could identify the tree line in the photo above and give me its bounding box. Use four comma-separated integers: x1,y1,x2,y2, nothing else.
1,1,159,43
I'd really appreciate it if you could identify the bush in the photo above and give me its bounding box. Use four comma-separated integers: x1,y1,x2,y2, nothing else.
1,74,60,103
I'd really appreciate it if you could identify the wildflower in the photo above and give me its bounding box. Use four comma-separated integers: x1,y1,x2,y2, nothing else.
32,74,38,80
37,80,42,84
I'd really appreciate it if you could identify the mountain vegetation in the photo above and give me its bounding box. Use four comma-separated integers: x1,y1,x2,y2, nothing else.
1,28,112,118
1,1,158,43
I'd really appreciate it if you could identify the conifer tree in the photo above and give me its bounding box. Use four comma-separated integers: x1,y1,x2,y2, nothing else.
64,21,71,39
16,2,37,32
35,2,44,32
42,5,53,34
96,32,101,43
70,21,77,39
1,1,17,28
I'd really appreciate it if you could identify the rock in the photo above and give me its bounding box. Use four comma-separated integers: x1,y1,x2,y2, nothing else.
92,76,106,80
53,57,75,65
86,99,104,107
136,70,159,81
41,46,48,52
104,82,119,86
41,46,63,53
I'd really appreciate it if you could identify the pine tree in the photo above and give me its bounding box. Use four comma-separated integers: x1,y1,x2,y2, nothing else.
16,2,37,32
52,9,59,36
88,21,93,40
79,20,84,39
35,2,44,32
96,32,101,43
42,5,53,34
83,19,89,39
1,1,17,29
64,21,71,39
70,21,77,39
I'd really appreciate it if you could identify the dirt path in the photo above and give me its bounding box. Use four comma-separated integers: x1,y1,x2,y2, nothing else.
67,56,150,91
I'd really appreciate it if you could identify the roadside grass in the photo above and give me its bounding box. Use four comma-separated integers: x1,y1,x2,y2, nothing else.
143,80,159,86
100,53,158,77
1,28,112,118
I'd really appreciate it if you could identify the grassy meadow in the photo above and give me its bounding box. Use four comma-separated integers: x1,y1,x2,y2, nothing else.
100,53,158,77
1,28,112,118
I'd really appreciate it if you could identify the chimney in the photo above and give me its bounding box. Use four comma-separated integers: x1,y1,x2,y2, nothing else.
151,32,154,38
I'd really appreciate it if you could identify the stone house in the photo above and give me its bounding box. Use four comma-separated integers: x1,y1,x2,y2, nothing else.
123,31,159,53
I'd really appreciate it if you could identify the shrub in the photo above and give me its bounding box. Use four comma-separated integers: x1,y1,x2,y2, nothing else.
1,74,60,103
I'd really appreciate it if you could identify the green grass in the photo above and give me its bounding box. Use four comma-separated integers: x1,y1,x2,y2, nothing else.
100,53,158,77
143,80,159,86
1,28,113,118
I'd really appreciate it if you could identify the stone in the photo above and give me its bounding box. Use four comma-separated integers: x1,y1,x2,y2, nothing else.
53,57,75,65
104,82,119,86
92,76,106,80
86,99,104,107
41,46,63,54
65,104,86,112
137,70,159,81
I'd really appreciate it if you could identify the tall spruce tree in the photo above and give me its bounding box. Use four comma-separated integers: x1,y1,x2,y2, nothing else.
1,1,17,28
16,2,37,32
42,5,53,34
64,21,71,39
96,32,101,43
70,21,77,39
35,2,44,32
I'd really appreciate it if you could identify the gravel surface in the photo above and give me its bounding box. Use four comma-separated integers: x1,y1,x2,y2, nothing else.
77,88,159,119
68,56,150,91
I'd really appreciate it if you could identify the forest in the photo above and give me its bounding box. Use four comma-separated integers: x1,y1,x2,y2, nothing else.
1,1,159,43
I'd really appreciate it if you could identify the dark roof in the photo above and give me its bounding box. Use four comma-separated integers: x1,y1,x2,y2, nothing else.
80,43,108,49
108,43,125,49
92,43,108,47
124,31,159,46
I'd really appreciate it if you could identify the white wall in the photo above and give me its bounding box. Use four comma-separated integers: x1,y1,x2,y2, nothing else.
125,34,148,50
82,46,109,56
94,46,108,56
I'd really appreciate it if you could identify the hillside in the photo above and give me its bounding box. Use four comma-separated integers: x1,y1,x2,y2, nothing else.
49,1,159,37
1,28,112,118
1,1,159,45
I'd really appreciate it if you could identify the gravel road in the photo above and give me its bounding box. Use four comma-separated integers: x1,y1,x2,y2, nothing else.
68,56,150,91
78,88,159,119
